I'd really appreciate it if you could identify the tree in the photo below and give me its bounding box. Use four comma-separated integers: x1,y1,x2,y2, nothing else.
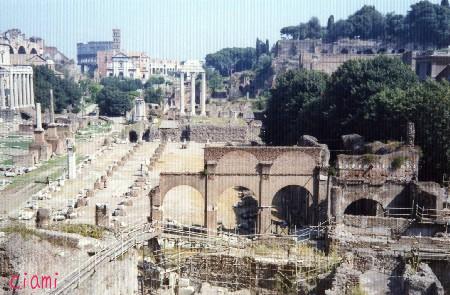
144,76,165,88
442,0,449,7
205,68,224,93
385,13,406,43
307,17,323,39
205,47,256,76
33,65,82,113
365,81,450,181
327,15,335,31
96,87,132,116
100,77,142,92
347,5,386,39
263,69,329,145
254,54,273,90
405,1,440,46
144,87,164,104
324,56,418,139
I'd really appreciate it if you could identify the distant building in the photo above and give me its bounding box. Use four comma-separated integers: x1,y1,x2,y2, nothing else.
106,52,149,80
149,58,180,76
77,29,121,73
414,48,450,81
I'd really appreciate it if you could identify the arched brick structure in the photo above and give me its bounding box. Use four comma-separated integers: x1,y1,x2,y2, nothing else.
154,146,330,234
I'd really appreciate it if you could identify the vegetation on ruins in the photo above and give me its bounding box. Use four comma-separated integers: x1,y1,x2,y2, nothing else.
52,223,105,239
391,156,408,170
33,65,82,113
281,1,450,48
263,56,450,182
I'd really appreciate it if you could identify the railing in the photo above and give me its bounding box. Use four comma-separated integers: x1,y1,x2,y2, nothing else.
48,219,330,294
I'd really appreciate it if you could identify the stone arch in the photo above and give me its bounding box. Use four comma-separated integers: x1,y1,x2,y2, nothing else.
216,186,258,235
129,130,138,142
344,198,385,216
30,48,37,54
18,46,26,54
271,151,317,174
271,185,312,234
162,185,205,226
215,150,259,174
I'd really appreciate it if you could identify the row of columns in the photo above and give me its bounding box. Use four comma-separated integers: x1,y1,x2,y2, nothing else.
179,72,206,116
0,72,34,109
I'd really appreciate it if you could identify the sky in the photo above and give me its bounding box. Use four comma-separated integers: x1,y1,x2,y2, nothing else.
0,0,441,61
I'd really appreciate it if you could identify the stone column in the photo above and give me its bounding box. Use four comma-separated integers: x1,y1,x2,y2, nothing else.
179,72,185,115
49,89,55,124
13,74,19,108
9,74,14,109
0,76,6,109
30,74,34,106
259,162,273,235
190,72,196,116
24,74,30,106
35,103,43,131
67,139,76,179
200,72,207,116
18,74,23,107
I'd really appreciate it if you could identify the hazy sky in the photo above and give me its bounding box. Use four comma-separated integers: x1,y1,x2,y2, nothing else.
0,0,441,60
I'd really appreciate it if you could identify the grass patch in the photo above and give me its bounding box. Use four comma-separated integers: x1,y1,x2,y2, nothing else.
4,155,67,190
1,223,41,239
53,224,105,239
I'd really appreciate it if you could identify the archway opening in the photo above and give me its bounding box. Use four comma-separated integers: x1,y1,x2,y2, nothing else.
341,48,349,54
272,185,311,234
162,185,204,226
344,199,384,216
129,130,138,143
30,48,37,54
142,129,150,142
18,46,26,54
9,46,14,54
217,186,258,235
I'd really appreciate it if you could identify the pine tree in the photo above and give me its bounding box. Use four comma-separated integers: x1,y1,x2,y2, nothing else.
442,0,449,7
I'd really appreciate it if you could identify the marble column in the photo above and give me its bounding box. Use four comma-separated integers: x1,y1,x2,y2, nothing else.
200,72,206,116
24,74,30,106
30,74,35,106
0,76,6,109
180,72,185,115
190,72,196,116
35,102,43,131
13,74,19,109
9,74,14,109
18,74,23,107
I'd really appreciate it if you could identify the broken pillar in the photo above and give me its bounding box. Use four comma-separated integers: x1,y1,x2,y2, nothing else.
95,204,109,227
36,208,51,228
67,138,76,180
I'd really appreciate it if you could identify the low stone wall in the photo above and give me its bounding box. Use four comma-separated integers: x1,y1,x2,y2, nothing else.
155,123,261,143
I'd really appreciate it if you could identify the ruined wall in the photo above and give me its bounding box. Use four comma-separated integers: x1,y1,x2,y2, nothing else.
150,123,261,144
